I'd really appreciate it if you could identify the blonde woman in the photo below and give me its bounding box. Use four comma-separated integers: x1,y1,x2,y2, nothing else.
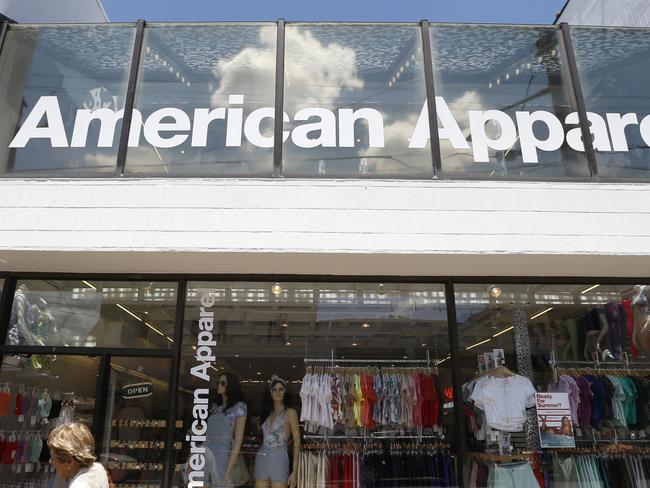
48,422,110,488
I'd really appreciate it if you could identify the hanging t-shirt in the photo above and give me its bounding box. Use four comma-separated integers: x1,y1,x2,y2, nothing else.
550,375,581,426
469,374,536,432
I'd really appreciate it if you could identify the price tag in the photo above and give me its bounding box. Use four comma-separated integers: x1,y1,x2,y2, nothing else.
17,415,24,422
575,427,582,437
30,416,36,426
16,464,22,474
640,430,646,438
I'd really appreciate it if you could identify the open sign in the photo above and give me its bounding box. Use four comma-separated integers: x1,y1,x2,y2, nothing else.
120,382,154,399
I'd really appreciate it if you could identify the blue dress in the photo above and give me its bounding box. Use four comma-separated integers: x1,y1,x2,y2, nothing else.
205,402,247,486
254,407,290,483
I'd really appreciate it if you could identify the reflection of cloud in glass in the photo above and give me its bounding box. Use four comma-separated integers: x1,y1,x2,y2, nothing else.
211,26,363,111
210,25,276,107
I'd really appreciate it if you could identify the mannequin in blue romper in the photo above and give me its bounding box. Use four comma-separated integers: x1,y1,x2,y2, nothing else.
255,375,301,488
206,372,248,488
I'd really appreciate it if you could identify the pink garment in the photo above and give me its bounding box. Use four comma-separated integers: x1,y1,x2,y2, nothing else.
559,375,581,426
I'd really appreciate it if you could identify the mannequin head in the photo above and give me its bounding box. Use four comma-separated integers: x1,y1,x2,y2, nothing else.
261,375,292,423
215,372,243,412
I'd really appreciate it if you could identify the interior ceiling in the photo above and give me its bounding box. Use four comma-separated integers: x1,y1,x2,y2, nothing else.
20,24,649,79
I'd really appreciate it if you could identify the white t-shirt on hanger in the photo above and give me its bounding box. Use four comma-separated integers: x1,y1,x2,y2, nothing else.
469,374,536,432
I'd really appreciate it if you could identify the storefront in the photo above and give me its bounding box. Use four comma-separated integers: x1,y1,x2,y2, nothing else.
0,18,649,488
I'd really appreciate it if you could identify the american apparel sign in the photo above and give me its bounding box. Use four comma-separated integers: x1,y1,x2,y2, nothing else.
9,94,648,164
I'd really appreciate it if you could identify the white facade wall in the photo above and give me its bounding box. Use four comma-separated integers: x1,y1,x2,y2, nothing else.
558,0,650,27
0,178,647,277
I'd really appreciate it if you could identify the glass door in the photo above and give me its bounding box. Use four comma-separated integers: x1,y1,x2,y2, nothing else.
100,356,172,488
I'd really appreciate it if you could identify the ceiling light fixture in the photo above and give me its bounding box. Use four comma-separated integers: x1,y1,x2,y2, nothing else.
488,285,502,298
361,323,370,329
581,284,600,294
116,304,141,321
271,283,282,296
492,326,514,337
529,307,554,320
466,338,492,351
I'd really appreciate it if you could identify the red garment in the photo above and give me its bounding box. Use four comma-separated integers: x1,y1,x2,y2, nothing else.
343,454,353,488
360,375,376,429
327,454,337,487
0,392,11,416
431,375,441,426
532,453,545,487
1,441,16,464
332,454,344,488
622,299,638,358
421,374,440,427
13,393,23,417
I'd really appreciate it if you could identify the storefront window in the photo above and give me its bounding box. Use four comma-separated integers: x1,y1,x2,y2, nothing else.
0,25,135,175
430,25,590,179
282,24,433,177
571,26,650,179
100,356,172,487
5,280,178,348
124,24,277,175
173,281,456,486
0,354,100,486
455,283,650,486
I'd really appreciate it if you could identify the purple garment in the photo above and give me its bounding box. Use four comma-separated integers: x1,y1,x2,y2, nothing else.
585,375,606,428
605,302,622,358
574,376,593,428
558,375,581,425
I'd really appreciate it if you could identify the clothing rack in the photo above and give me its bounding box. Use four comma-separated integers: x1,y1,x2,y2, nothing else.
305,349,433,366
469,451,537,462
549,350,650,383
303,434,441,440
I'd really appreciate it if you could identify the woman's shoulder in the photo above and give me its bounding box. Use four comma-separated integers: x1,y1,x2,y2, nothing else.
70,462,109,488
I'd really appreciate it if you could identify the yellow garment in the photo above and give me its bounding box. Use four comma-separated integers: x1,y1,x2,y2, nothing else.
353,374,363,427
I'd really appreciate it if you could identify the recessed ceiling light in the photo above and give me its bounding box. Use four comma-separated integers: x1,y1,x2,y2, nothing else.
361,323,370,328
488,285,502,298
271,283,282,295
281,322,289,328
352,342,358,347
285,341,291,346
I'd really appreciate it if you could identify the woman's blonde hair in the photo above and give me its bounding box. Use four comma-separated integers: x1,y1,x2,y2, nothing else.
47,422,96,467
